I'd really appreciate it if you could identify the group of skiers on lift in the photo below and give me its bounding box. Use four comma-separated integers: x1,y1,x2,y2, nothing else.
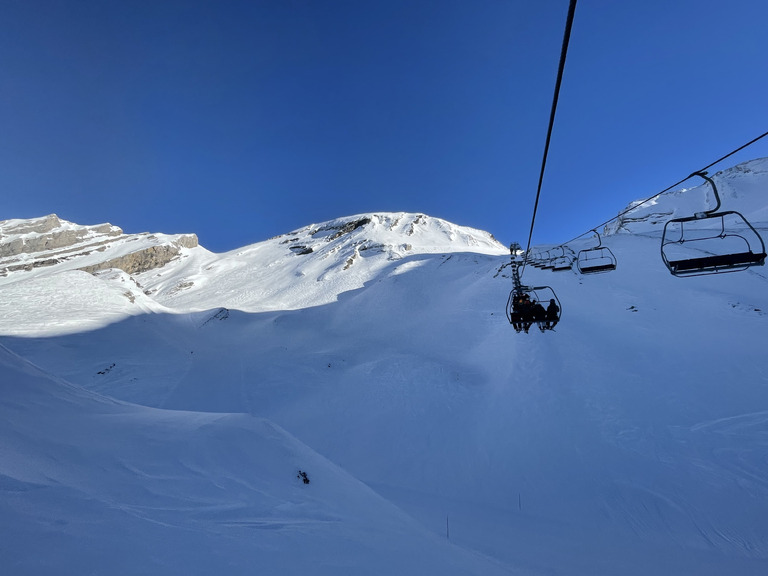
510,293,559,333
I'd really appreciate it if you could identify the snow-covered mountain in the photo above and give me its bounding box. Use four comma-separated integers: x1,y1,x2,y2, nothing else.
1,163,768,576
138,212,506,313
0,212,505,335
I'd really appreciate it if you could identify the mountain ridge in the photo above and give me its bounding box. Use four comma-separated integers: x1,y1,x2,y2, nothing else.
0,213,199,279
0,212,507,316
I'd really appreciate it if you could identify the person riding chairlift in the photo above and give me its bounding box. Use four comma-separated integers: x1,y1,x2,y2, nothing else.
544,298,559,330
510,294,527,333
530,299,546,332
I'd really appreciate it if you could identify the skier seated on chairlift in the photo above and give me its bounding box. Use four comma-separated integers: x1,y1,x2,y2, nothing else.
544,298,559,330
530,299,547,332
519,295,536,333
510,294,526,333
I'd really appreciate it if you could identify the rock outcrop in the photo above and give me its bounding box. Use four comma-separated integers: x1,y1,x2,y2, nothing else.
0,214,122,258
0,214,199,277
77,244,192,276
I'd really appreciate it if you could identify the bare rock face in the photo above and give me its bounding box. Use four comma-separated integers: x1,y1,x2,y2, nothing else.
0,215,123,259
2,214,62,236
78,244,190,275
0,215,199,277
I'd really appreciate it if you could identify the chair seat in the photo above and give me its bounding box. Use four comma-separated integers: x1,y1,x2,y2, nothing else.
578,262,616,274
669,251,766,273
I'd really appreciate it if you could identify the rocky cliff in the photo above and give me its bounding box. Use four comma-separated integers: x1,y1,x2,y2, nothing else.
0,214,199,278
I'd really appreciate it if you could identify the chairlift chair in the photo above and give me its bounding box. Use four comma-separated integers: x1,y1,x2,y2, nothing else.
506,285,562,332
540,249,557,269
661,172,766,277
550,246,575,272
526,251,547,268
576,230,617,274
534,251,548,267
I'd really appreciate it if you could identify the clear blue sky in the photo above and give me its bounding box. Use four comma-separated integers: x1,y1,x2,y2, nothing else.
2,0,767,252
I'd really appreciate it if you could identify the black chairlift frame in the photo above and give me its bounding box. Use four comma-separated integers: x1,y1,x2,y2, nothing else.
576,230,617,274
505,285,562,329
661,172,766,277
540,255,557,270
504,252,562,331
528,250,548,268
550,246,575,271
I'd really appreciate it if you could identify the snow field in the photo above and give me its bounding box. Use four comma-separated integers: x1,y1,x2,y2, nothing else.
1,190,768,575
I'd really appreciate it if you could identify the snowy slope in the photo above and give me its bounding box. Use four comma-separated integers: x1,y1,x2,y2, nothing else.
1,166,768,575
0,269,169,336
605,157,768,235
0,344,509,576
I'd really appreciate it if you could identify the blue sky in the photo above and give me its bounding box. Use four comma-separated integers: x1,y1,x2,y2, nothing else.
2,0,767,252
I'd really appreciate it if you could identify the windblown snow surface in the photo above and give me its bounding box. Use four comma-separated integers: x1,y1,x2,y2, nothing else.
2,160,768,575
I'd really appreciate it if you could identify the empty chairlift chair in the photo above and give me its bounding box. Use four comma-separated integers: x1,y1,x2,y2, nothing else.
540,250,557,270
661,171,766,277
576,230,617,274
550,246,575,271
528,250,547,268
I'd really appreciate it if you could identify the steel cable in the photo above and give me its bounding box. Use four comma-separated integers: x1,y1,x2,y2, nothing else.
521,0,578,276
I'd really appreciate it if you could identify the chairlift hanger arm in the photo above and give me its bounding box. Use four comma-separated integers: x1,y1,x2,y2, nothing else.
690,171,721,215
589,229,603,248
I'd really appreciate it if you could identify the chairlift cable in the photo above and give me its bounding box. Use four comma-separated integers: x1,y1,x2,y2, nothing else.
560,129,768,247
521,0,577,277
